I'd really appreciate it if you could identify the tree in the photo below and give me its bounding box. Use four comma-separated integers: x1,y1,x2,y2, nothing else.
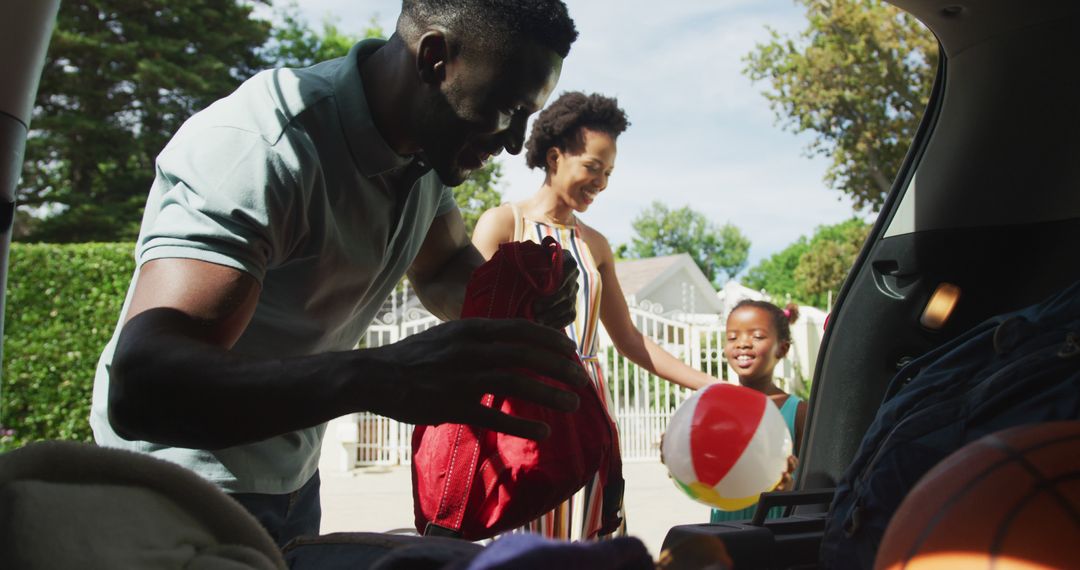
714,223,753,284
743,218,870,308
19,2,503,243
743,237,810,301
793,218,871,308
20,0,274,242
263,3,381,68
744,0,937,212
622,202,750,287
453,162,505,236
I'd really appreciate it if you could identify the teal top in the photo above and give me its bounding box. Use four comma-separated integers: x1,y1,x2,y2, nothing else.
710,394,802,523
90,39,457,494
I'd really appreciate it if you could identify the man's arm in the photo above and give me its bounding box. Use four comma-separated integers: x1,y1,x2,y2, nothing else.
109,258,361,448
406,208,485,321
109,257,589,450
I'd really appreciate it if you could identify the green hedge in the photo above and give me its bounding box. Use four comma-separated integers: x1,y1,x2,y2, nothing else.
1,243,135,451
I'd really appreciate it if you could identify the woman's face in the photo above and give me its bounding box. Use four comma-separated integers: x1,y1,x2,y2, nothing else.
724,306,789,385
547,128,617,214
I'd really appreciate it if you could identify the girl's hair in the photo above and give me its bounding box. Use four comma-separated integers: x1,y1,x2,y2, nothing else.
730,300,800,343
524,91,630,169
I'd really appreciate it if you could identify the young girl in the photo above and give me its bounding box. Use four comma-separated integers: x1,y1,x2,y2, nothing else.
711,299,808,523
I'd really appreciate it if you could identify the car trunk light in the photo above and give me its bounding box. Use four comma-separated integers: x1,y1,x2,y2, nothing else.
921,283,961,330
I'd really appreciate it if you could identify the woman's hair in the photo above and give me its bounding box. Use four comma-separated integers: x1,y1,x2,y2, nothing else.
524,91,630,169
730,300,800,344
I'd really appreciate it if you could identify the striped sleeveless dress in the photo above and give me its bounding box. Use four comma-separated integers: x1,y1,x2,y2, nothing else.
510,204,622,540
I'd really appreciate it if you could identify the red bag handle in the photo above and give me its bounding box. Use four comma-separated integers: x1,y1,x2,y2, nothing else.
509,236,563,296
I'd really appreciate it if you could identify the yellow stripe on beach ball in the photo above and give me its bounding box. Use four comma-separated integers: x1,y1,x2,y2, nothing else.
688,482,760,511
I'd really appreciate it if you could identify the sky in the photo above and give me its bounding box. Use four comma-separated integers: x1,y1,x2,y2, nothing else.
289,0,865,271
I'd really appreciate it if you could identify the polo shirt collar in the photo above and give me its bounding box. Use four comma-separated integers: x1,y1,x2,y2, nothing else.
334,39,418,177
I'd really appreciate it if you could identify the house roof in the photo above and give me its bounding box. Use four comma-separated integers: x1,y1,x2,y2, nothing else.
614,254,686,296
615,253,725,314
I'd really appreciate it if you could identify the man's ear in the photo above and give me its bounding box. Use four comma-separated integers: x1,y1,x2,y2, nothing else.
416,31,449,84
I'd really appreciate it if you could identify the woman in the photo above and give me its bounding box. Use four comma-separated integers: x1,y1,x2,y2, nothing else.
472,92,717,540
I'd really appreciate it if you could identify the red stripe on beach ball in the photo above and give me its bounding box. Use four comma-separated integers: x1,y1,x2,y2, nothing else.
689,383,767,487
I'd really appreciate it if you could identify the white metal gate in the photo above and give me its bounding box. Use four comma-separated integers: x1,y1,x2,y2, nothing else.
346,282,441,466
605,300,722,461
342,285,806,467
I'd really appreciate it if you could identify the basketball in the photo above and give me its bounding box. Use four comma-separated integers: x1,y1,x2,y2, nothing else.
662,382,792,511
875,421,1080,569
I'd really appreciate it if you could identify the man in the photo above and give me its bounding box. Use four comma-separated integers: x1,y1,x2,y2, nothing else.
90,0,581,546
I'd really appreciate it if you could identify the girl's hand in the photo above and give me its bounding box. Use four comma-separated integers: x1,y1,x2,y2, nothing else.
776,455,799,491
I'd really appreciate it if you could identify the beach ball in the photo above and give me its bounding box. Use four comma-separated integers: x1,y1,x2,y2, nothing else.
662,383,793,511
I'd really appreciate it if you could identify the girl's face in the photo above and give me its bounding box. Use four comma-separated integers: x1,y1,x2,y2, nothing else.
547,128,616,214
724,306,790,386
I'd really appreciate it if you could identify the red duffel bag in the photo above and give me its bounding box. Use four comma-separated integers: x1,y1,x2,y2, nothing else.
411,236,623,540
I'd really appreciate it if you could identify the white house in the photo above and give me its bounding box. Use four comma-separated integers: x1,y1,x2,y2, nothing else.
716,280,769,321
614,253,724,321
367,252,724,329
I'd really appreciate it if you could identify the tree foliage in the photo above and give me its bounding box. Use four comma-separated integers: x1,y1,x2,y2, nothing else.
263,3,380,68
622,202,750,287
1,243,136,450
453,162,505,236
795,218,871,307
20,0,273,242
744,218,870,308
19,2,503,244
744,0,937,212
743,238,810,302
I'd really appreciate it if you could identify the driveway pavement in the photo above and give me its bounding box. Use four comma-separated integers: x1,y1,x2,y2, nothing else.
318,459,711,558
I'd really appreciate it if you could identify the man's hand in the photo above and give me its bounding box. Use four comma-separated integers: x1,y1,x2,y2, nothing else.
533,256,579,329
364,318,590,440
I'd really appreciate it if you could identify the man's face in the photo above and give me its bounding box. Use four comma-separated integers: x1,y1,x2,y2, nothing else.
415,40,563,186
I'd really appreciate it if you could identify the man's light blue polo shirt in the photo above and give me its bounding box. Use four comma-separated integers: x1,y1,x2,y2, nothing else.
90,39,457,494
